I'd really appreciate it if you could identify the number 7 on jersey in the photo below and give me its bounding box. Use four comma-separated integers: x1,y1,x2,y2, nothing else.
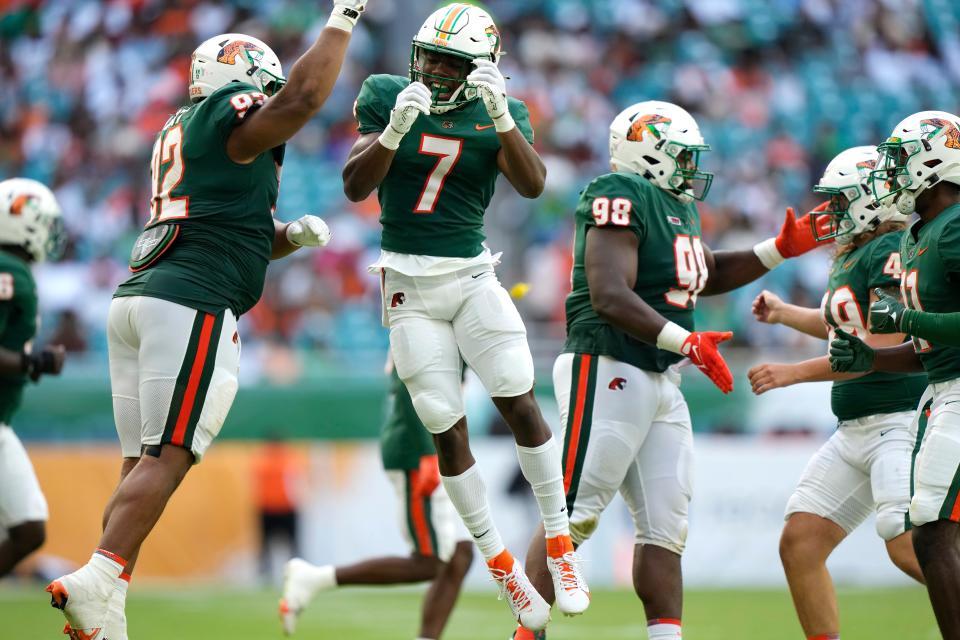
414,134,463,214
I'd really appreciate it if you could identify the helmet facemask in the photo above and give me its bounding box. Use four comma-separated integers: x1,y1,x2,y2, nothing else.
667,144,713,202
409,44,482,113
870,138,921,214
812,186,862,243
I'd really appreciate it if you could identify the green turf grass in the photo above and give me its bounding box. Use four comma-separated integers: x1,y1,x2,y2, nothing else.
0,585,937,639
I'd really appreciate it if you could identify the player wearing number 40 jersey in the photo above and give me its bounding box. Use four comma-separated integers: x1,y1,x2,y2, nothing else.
341,3,587,632
748,145,926,640
46,4,368,640
521,101,835,640
829,110,960,639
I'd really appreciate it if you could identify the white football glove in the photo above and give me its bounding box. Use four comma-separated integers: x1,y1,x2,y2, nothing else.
379,82,432,150
328,1,366,31
286,215,331,248
467,59,513,132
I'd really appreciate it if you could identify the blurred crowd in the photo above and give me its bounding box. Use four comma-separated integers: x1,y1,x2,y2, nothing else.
2,0,959,379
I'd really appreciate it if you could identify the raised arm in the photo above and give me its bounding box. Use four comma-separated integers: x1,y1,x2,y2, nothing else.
585,227,733,393
752,289,829,340
226,3,364,163
701,203,833,296
469,60,545,198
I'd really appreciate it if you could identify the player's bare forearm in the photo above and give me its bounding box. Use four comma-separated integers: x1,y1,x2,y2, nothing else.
780,304,830,340
343,132,397,201
227,27,352,162
748,356,862,395
791,356,863,383
701,247,768,296
271,220,299,260
586,227,667,344
496,131,545,198
872,341,925,373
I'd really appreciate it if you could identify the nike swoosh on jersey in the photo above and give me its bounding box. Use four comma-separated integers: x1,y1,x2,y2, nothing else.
475,124,496,131
879,429,892,437
917,247,929,256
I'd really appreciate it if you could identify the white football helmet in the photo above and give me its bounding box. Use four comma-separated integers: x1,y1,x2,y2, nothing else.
410,3,502,113
871,110,960,215
188,33,284,103
609,101,713,203
0,178,64,263
813,146,906,244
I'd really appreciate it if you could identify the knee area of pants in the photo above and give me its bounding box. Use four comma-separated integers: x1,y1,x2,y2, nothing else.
876,510,907,542
636,528,687,556
570,515,600,547
411,389,464,434
484,346,534,397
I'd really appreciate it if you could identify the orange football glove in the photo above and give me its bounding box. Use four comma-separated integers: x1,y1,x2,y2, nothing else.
681,331,734,394
774,201,833,258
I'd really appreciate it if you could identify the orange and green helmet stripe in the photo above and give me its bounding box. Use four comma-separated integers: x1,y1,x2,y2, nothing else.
434,3,472,41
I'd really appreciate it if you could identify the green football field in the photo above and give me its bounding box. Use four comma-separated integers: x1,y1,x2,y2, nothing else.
0,584,940,639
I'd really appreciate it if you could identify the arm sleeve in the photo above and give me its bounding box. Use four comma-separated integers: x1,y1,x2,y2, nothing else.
579,175,647,244
508,98,535,145
355,76,389,134
902,308,960,347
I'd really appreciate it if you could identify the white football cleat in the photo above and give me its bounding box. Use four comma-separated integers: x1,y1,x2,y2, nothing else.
546,535,590,616
46,568,112,640
104,581,129,640
488,554,551,631
279,558,336,636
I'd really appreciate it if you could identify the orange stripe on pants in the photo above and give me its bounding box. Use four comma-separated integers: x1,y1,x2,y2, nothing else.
563,354,592,493
171,313,216,446
409,470,434,556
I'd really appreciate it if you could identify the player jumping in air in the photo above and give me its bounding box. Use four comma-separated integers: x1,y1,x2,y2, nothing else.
830,111,960,640
0,179,65,578
45,3,367,639
749,146,926,640
312,3,588,630
518,101,835,640
281,359,473,639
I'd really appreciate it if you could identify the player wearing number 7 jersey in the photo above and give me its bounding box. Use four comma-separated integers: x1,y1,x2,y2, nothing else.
46,4,367,639
519,101,835,640
340,3,586,631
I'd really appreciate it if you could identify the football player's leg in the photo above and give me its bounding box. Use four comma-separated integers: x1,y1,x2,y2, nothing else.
280,470,452,636
866,410,924,582
455,276,588,614
625,381,695,638
0,425,48,576
910,384,960,637
780,429,872,638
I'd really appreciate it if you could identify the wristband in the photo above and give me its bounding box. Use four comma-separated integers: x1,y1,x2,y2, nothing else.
900,308,919,335
493,109,515,134
285,223,302,247
656,321,692,355
378,125,406,151
753,237,786,270
21,350,54,378
327,6,361,32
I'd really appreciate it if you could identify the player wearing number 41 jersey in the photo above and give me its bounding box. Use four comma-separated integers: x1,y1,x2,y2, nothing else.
521,101,835,640
46,4,367,639
748,145,926,640
829,110,960,639
342,3,587,631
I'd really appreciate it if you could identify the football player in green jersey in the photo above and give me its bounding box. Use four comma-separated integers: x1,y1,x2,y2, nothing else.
519,101,835,640
281,360,473,639
747,146,926,640
0,178,65,578
830,110,960,639
46,4,368,639
341,3,587,629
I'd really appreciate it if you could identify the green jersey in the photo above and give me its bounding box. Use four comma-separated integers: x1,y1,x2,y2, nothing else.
355,74,534,258
822,232,927,420
0,251,37,425
115,83,285,317
901,204,960,383
564,172,706,372
380,367,435,471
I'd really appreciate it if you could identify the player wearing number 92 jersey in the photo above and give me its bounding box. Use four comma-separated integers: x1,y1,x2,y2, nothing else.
343,4,589,631
45,8,367,640
522,100,837,640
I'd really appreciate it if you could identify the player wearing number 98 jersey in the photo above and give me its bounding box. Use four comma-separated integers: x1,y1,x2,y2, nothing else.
343,3,588,631
521,101,836,640
47,4,367,639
